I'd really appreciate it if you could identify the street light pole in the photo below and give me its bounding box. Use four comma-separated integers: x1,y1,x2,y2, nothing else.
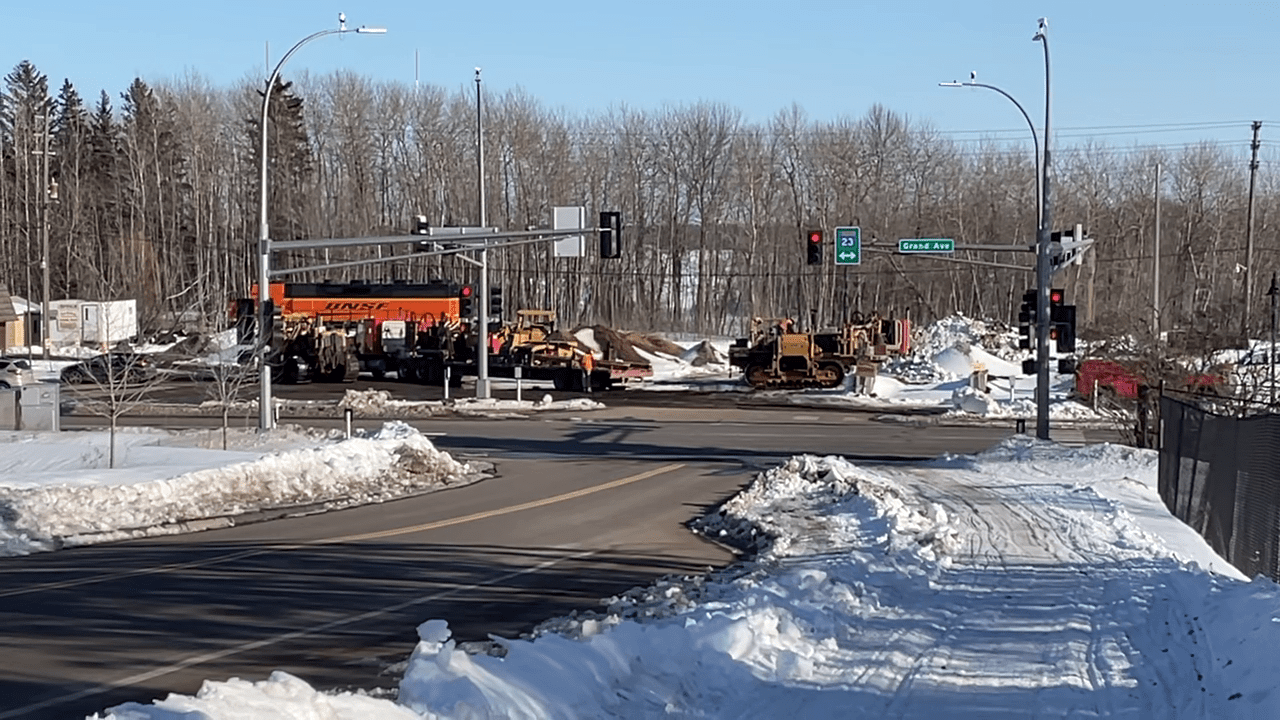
40,103,52,362
1029,16,1049,440
257,13,385,430
940,18,1053,440
938,78,1042,228
1033,17,1052,441
475,67,491,400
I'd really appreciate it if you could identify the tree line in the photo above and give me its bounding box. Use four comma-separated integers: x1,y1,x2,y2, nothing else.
1,59,1275,345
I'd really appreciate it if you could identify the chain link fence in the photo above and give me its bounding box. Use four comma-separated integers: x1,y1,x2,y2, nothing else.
1159,393,1280,581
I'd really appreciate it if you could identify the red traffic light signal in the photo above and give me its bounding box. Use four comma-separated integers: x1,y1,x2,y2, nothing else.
1049,288,1065,305
459,285,474,318
806,229,823,265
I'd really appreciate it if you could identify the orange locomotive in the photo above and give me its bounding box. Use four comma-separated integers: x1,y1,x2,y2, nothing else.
239,280,473,384
255,281,465,325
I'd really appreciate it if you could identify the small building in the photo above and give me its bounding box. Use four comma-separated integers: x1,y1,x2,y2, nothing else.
0,285,19,351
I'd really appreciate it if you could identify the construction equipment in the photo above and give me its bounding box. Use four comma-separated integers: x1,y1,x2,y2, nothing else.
490,309,652,391
728,313,911,390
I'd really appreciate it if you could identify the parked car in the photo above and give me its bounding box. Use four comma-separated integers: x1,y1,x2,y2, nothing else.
60,353,159,385
0,357,36,389
165,345,259,383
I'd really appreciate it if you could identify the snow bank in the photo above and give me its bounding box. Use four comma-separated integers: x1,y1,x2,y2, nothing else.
0,422,478,556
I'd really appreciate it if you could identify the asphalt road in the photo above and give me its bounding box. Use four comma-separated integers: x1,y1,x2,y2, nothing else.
2,386,1073,719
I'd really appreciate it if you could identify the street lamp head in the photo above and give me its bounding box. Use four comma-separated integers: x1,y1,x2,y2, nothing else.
938,81,963,87
356,26,387,34
1033,17,1047,41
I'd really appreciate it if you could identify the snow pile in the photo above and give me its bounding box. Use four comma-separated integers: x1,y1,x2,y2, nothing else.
325,389,604,417
100,671,422,720
680,339,729,367
0,422,477,556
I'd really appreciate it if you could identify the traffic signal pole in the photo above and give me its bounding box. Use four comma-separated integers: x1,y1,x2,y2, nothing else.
1034,19,1052,440
475,68,490,399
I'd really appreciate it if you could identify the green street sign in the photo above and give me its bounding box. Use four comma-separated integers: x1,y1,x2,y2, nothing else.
835,226,861,265
898,238,955,254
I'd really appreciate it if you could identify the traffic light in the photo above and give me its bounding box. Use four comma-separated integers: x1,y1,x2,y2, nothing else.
1051,303,1077,353
806,229,823,265
488,285,503,319
260,300,275,339
412,215,431,253
1017,289,1036,349
459,285,474,318
1046,288,1076,352
599,211,622,259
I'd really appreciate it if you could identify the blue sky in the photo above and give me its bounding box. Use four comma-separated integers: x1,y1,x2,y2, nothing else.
9,0,1278,154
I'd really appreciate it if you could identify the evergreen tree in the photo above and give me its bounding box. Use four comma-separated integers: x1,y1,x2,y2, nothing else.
250,77,314,242
0,61,51,299
85,90,122,295
52,79,89,297
120,77,186,318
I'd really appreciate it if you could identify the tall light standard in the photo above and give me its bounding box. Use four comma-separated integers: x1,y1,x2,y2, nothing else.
257,13,385,430
1033,17,1053,442
38,103,53,362
475,67,491,399
940,17,1053,440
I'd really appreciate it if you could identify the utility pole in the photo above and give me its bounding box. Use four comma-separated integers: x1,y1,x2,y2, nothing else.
1153,162,1162,341
1269,273,1277,407
1243,121,1262,340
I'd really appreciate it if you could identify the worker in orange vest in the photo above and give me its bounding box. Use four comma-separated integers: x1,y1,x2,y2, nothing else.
582,351,595,392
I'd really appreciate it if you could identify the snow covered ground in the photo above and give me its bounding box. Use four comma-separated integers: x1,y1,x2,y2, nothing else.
4,315,1276,718
80,438,1280,719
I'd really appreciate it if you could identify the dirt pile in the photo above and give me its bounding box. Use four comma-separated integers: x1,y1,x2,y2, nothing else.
578,325,663,365
621,332,686,358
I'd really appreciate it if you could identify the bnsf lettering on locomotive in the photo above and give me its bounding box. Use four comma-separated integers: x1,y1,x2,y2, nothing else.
323,301,389,310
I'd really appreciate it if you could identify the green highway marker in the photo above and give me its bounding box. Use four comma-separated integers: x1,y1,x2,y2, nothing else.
835,226,861,265
898,238,955,254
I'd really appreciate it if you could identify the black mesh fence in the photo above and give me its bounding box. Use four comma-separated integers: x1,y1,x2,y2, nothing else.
1159,394,1280,581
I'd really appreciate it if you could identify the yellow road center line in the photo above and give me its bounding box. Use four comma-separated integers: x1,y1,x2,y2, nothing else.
316,462,686,543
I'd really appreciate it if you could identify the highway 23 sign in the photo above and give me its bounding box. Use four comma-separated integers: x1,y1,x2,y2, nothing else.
898,238,955,254
835,226,861,265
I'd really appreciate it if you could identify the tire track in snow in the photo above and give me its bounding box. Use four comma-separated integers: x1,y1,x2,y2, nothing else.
873,465,1166,717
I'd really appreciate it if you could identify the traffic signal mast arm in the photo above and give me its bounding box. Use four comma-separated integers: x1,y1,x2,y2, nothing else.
268,221,621,279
